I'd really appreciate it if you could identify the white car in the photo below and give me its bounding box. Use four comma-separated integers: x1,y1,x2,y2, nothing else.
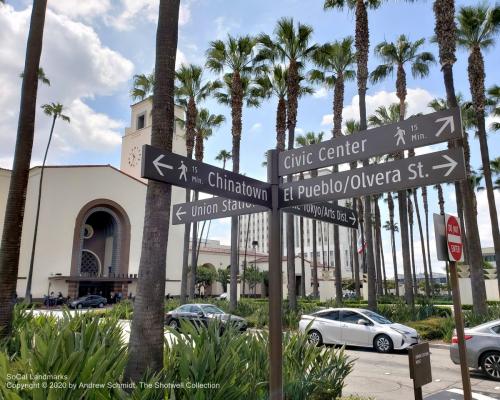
299,307,419,352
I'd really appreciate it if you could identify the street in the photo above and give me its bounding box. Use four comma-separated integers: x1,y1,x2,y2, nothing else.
343,345,500,399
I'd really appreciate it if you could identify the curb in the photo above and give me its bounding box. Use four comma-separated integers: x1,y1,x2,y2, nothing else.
429,343,450,350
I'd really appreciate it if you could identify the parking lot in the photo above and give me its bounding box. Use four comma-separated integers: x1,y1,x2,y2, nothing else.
343,345,500,399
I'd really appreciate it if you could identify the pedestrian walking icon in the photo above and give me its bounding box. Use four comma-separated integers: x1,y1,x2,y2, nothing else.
178,161,188,181
395,126,406,146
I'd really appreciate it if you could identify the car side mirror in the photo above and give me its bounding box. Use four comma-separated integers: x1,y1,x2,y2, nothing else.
357,319,369,326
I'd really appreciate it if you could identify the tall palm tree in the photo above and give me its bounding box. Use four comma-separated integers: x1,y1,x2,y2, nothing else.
130,72,155,101
383,218,399,295
457,4,500,296
488,156,500,190
25,103,70,304
296,132,324,298
487,85,500,131
421,185,434,294
429,97,487,313
124,0,180,381
344,119,361,297
434,0,487,315
407,193,418,297
175,64,220,303
370,34,435,306
257,18,316,311
373,194,385,296
310,36,356,302
215,149,232,170
324,0,385,311
0,0,47,338
193,109,225,267
207,35,260,311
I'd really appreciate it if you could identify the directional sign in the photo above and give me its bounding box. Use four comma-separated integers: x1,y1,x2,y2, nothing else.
142,145,271,208
172,197,268,225
280,148,466,208
279,107,462,175
284,202,358,229
445,214,464,262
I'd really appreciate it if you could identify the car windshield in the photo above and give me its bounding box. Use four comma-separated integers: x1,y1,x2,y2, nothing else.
201,305,225,314
361,310,392,324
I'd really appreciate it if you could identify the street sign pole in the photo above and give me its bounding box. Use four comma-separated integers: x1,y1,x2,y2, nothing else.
267,149,283,400
449,260,472,400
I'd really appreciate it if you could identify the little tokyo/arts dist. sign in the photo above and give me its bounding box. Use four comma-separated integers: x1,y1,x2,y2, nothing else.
142,145,271,208
279,107,462,175
280,148,466,207
284,203,358,229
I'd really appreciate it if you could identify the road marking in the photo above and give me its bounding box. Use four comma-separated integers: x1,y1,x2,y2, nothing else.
448,388,497,400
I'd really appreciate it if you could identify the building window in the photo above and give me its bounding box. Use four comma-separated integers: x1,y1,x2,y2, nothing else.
137,114,145,130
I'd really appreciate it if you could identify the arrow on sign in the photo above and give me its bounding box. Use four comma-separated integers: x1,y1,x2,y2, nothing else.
175,206,186,221
153,154,174,176
432,154,458,177
435,115,455,137
349,212,357,226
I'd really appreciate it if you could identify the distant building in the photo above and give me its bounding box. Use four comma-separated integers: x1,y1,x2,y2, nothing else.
482,247,497,267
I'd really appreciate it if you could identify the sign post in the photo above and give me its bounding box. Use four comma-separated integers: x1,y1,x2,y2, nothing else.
267,149,282,400
408,342,432,400
445,214,472,400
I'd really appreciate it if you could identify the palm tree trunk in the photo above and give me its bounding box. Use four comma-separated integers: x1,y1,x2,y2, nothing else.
189,193,199,299
312,220,319,298
374,197,383,296
25,114,56,303
124,0,179,382
180,190,191,304
352,198,361,298
468,46,500,297
387,192,400,296
300,216,306,297
0,0,47,338
243,214,252,296
408,195,418,297
422,186,434,295
413,189,430,296
378,223,388,295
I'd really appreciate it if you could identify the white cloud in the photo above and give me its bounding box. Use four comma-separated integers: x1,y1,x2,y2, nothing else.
0,5,133,168
214,16,240,39
48,0,111,21
106,0,191,31
321,88,435,127
476,189,500,248
250,122,262,132
313,87,328,99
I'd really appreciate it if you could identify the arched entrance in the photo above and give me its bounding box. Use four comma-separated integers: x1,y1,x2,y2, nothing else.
69,199,132,300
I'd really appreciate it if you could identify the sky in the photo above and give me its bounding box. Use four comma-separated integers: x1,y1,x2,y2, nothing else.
0,0,499,278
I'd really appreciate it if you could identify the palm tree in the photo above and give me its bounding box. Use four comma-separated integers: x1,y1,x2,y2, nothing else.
433,183,451,296
124,0,180,382
488,156,500,190
487,85,500,131
407,193,418,297
206,35,259,311
215,149,232,170
421,185,434,294
296,132,324,298
310,36,356,302
0,0,47,338
25,103,70,304
429,97,487,313
130,72,155,101
373,194,385,296
370,35,435,306
20,67,51,86
175,64,220,303
434,0,487,315
383,217,399,296
324,0,385,312
257,18,316,311
457,4,500,296
193,109,225,268
344,119,361,297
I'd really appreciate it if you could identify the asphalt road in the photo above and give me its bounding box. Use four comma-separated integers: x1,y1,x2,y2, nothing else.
343,345,500,399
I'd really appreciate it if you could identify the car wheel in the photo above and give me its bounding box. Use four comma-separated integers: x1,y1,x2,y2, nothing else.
481,351,500,381
374,334,393,353
98,302,104,308
168,319,179,330
308,330,323,346
77,304,83,309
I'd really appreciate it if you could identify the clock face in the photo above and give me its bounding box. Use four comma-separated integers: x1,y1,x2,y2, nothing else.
128,146,142,167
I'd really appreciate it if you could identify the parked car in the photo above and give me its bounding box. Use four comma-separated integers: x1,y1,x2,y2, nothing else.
450,320,500,381
165,303,247,332
69,295,107,309
218,293,228,300
299,308,419,352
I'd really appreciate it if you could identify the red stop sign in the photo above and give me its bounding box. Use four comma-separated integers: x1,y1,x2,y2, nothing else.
445,214,463,262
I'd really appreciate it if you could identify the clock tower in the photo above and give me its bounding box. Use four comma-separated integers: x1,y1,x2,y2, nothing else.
120,97,186,180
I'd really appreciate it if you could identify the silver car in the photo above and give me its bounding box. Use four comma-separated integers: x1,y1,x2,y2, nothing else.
450,320,500,380
298,307,419,352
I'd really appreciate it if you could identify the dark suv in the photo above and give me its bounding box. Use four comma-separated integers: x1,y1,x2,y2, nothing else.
165,303,247,332
69,295,107,309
